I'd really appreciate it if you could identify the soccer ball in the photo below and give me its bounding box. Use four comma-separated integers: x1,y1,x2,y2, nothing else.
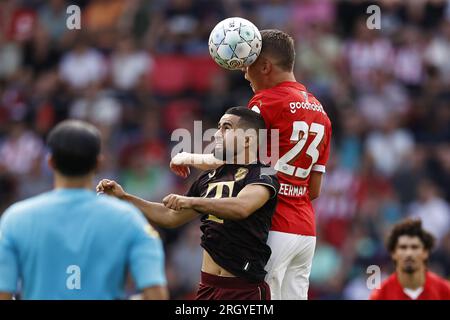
208,17,262,70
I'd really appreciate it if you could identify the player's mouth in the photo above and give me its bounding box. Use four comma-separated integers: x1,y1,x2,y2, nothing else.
404,258,416,266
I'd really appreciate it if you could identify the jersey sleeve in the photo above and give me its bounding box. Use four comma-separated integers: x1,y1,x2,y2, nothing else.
245,167,280,199
312,119,332,173
0,209,20,293
127,209,167,290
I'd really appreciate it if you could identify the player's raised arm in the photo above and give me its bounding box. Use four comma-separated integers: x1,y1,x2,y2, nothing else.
96,179,198,228
163,183,274,220
170,152,224,178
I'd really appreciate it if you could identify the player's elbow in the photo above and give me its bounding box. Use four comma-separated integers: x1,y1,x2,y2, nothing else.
0,292,13,300
233,203,253,220
309,190,320,201
168,221,186,229
163,219,184,229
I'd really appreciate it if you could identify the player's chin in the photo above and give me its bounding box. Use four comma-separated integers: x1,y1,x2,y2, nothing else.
213,145,225,160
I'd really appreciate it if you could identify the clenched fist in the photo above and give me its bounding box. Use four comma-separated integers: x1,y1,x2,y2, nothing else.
96,179,126,199
163,194,193,211
169,152,191,178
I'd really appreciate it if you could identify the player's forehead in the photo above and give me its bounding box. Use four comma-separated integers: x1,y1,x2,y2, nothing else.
218,114,240,127
396,235,424,247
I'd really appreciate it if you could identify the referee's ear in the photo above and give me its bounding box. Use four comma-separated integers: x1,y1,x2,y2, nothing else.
95,154,104,173
47,154,56,171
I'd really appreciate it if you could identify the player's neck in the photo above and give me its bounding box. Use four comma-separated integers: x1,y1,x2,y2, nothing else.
266,72,296,89
233,150,257,165
397,268,426,290
53,172,94,190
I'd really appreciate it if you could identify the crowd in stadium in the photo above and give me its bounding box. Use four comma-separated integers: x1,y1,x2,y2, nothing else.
0,0,449,299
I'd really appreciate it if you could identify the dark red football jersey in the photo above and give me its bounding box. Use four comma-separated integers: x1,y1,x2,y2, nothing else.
248,81,332,236
370,271,450,300
186,163,279,282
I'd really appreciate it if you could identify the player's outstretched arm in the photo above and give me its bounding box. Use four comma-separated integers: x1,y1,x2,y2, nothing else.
0,292,13,300
163,184,272,220
170,152,224,178
96,179,198,228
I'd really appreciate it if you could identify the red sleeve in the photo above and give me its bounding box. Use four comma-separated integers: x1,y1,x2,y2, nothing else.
312,119,332,173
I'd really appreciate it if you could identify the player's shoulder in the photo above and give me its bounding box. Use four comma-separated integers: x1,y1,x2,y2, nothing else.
427,271,450,290
247,162,277,178
369,273,398,300
95,194,151,228
378,273,399,291
244,163,280,195
250,85,290,105
1,191,55,223
96,194,140,216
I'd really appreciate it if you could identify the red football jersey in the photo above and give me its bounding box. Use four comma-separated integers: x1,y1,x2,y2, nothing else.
247,81,332,236
370,271,450,300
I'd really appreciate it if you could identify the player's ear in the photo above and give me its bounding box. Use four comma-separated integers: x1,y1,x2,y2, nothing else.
244,135,250,148
261,58,272,75
47,154,55,170
422,249,429,261
390,250,397,262
95,154,105,173
245,134,258,150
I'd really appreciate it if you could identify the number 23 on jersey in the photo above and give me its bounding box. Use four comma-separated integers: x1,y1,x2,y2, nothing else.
274,121,325,179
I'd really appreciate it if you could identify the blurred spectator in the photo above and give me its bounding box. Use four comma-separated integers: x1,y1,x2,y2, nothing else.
424,20,450,84
59,33,107,90
0,121,43,177
365,116,415,177
38,0,68,41
111,36,153,91
408,180,450,243
0,33,22,79
84,0,126,33
343,18,394,90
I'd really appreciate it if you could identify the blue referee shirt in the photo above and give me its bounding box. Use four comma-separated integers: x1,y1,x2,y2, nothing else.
0,188,166,299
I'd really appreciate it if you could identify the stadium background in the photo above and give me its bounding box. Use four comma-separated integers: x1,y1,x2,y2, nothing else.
0,0,449,299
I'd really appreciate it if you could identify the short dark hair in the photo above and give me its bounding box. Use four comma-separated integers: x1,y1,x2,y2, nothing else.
47,120,101,176
225,107,266,131
260,29,295,72
386,219,435,253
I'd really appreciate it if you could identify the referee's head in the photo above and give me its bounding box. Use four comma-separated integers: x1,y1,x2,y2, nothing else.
47,120,101,177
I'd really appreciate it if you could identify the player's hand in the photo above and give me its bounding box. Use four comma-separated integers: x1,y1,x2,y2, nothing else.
170,152,191,178
162,194,193,211
96,179,126,199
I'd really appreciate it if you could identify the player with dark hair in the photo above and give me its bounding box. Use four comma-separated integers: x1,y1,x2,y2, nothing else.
170,29,332,300
97,107,279,300
370,219,450,300
0,120,168,300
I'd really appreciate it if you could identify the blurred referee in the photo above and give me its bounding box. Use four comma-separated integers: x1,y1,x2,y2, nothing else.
0,120,168,300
